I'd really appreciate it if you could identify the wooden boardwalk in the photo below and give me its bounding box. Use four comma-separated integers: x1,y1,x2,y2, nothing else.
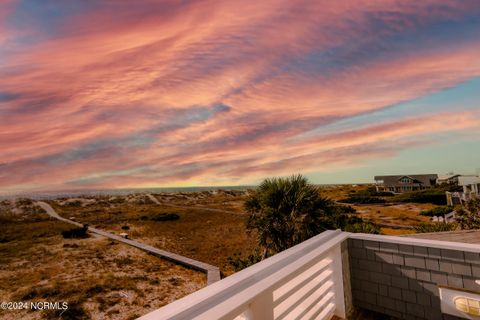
36,201,221,285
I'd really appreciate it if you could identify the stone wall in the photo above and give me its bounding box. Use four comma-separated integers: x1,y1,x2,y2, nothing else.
348,237,480,320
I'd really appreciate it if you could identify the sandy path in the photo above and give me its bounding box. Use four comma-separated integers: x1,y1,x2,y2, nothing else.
37,201,62,219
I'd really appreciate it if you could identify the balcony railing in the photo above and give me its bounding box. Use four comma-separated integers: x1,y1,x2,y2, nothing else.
138,230,349,320
446,191,480,206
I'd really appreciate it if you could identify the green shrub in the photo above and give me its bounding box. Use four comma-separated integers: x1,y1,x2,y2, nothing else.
335,204,357,214
420,206,454,217
228,251,263,271
414,223,457,233
445,184,463,192
66,200,83,207
341,215,381,234
340,196,386,204
357,187,394,197
62,226,89,239
456,198,480,230
140,213,180,221
345,222,381,234
394,190,447,205
150,213,180,221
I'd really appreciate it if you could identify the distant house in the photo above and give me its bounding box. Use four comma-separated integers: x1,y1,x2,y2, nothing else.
374,174,438,193
437,174,461,185
446,175,480,205
458,175,480,195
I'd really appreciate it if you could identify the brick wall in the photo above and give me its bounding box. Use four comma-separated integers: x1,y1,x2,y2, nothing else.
348,238,480,320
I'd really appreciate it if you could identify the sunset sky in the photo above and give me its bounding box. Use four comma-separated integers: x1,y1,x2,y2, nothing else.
1,0,480,193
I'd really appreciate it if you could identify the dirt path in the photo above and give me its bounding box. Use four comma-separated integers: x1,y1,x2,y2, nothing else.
36,201,221,284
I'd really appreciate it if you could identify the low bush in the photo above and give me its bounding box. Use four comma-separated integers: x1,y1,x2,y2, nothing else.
341,215,381,234
45,302,89,320
420,206,454,217
168,277,184,286
61,226,89,239
335,204,357,214
394,190,447,205
456,198,480,230
340,187,392,204
394,184,462,205
344,222,381,234
142,213,180,221
358,187,395,197
340,196,386,204
152,213,180,221
66,200,83,207
414,223,457,233
228,251,263,271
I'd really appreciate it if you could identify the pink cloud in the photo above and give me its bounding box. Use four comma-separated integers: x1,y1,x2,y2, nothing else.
1,0,480,191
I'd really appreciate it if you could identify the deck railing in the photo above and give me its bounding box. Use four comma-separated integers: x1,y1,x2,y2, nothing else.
446,191,479,206
138,230,349,320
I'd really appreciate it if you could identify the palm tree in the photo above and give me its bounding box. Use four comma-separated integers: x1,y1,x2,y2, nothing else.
245,174,339,258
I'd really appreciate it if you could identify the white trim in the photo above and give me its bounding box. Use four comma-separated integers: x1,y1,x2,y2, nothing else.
139,231,480,320
350,233,480,253
138,230,348,320
439,287,480,319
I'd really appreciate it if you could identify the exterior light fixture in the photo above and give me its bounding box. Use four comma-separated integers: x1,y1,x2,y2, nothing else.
454,296,480,316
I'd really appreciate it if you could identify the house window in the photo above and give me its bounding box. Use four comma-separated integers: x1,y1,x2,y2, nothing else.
401,178,411,184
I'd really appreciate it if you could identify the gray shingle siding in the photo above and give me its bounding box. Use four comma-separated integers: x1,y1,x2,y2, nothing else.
348,238,480,320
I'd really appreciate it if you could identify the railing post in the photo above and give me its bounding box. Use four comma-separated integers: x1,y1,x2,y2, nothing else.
331,243,347,319
245,291,274,320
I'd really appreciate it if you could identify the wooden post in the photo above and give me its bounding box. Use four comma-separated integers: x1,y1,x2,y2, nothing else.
331,244,347,319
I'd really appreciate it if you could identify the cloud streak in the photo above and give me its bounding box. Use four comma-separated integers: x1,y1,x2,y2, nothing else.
1,0,480,191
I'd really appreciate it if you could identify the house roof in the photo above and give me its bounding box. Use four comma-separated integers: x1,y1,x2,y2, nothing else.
458,175,480,186
437,174,461,181
374,174,438,186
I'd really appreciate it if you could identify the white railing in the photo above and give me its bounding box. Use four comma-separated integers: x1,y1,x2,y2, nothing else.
446,191,480,206
138,230,349,320
444,210,456,222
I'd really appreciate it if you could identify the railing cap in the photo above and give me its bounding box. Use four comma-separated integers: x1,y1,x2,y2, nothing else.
350,233,480,253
